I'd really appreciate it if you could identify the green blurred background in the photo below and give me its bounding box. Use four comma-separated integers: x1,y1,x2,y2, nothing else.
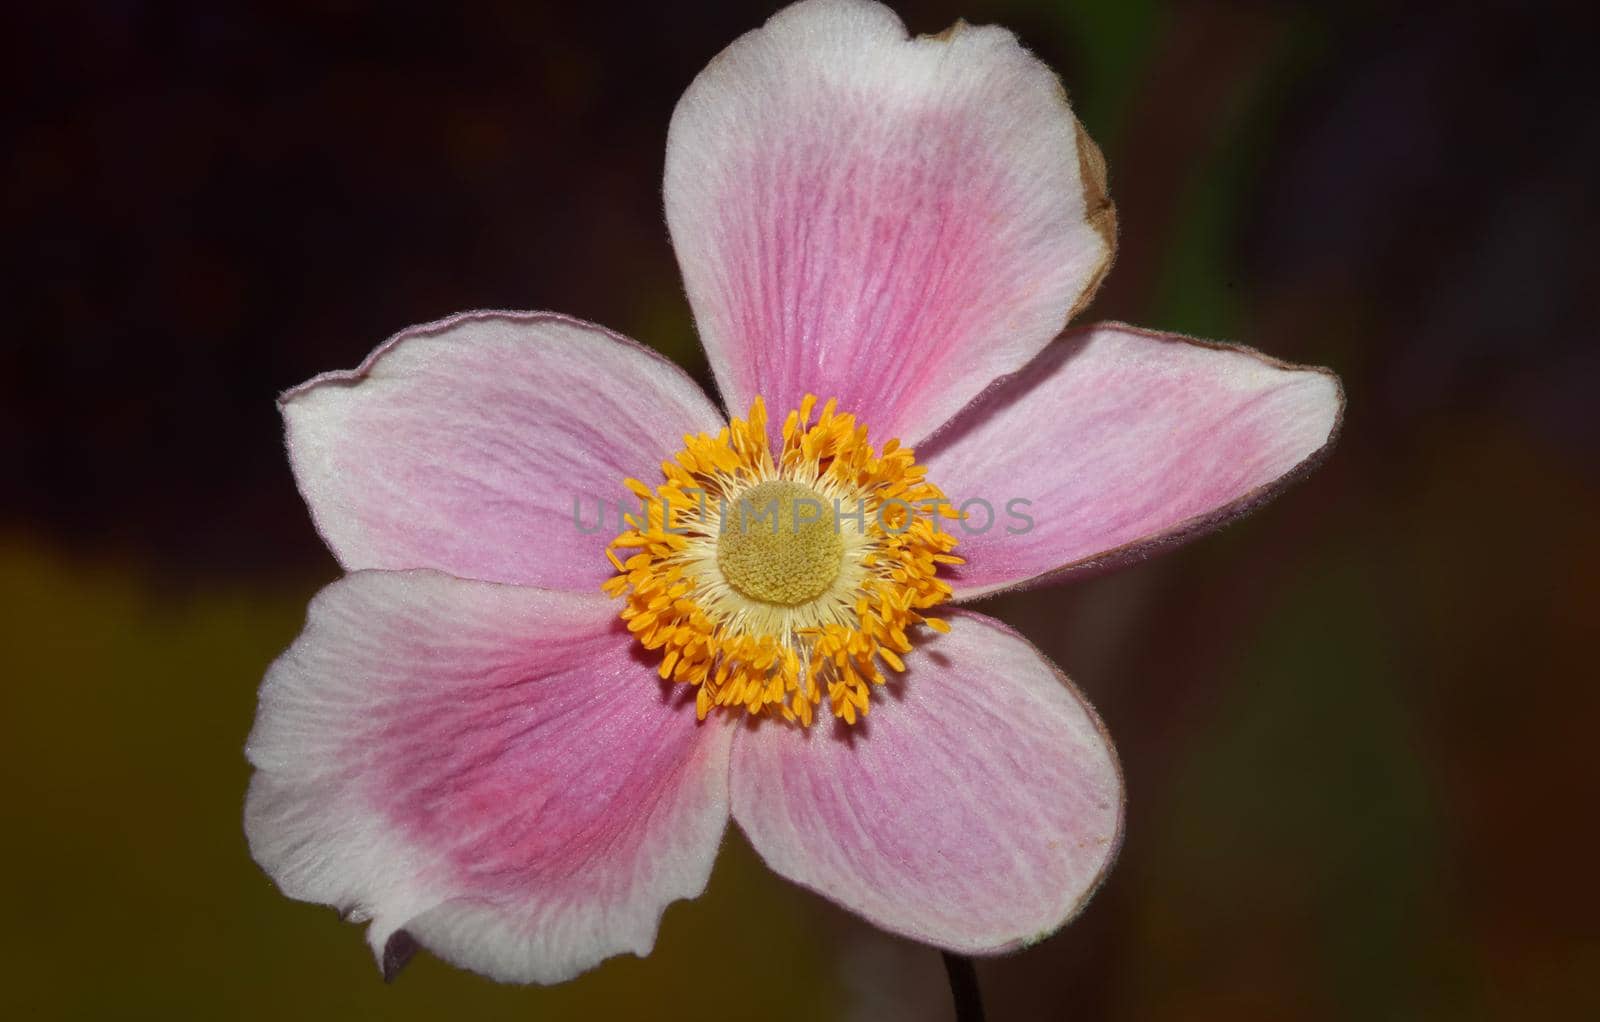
5,1,1596,1018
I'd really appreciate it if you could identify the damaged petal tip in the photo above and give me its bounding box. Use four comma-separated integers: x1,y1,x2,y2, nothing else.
381,930,419,983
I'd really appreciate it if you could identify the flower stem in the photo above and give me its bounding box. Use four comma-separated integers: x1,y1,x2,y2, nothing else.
941,951,986,1022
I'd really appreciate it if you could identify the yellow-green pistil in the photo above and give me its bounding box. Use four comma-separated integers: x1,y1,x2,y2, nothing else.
716,479,845,606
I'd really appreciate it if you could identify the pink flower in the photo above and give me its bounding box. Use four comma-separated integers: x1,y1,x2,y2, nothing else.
246,0,1342,985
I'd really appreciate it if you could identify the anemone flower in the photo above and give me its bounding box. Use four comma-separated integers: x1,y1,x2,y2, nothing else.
246,0,1342,988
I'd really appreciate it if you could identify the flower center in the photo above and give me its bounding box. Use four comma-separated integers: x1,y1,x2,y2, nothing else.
716,479,844,606
602,396,961,726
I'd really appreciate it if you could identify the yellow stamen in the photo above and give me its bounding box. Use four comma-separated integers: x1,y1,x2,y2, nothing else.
604,396,959,725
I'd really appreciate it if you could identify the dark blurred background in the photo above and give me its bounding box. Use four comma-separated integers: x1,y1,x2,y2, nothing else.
4,0,1596,1018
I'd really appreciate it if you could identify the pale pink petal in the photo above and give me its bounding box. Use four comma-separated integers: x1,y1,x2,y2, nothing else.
923,323,1343,600
245,570,731,984
730,611,1122,953
282,310,725,590
665,0,1115,445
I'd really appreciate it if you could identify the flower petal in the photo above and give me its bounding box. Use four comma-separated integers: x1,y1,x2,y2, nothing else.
245,570,731,984
282,310,725,590
729,611,1122,953
923,323,1343,600
665,0,1114,445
